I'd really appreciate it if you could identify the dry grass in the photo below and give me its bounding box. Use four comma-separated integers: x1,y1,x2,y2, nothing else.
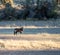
0,34,60,50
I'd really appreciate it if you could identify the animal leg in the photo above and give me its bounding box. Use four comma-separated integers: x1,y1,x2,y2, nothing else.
20,31,22,34
14,31,17,35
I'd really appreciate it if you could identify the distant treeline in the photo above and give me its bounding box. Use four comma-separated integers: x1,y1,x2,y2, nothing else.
0,1,58,20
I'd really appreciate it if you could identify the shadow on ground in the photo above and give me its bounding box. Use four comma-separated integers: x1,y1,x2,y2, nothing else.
0,50,60,55
0,28,60,34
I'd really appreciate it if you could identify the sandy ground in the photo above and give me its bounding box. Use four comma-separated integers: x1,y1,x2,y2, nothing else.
0,34,60,50
0,34,60,55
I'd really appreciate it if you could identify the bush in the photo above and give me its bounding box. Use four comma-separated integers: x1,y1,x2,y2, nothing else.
47,9,57,19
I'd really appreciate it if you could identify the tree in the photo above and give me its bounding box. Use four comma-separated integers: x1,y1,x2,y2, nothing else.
0,0,14,7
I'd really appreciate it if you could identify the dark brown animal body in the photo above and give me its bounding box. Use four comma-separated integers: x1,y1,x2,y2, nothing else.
14,27,23,35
